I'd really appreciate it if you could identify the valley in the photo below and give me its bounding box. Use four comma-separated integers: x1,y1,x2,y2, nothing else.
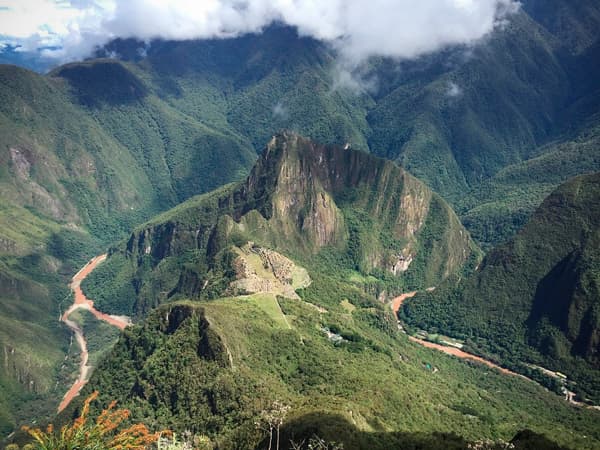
59,134,600,449
391,292,524,378
58,254,129,413
401,173,600,405
0,1,599,447
391,291,595,408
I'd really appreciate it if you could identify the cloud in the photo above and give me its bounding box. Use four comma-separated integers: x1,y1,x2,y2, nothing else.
446,81,463,97
331,63,379,94
272,101,289,120
0,0,521,65
0,0,80,39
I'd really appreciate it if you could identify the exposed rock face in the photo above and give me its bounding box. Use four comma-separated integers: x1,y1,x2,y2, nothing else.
8,146,77,222
390,255,413,275
237,132,474,275
403,173,600,399
268,136,345,250
2,346,38,393
120,132,478,310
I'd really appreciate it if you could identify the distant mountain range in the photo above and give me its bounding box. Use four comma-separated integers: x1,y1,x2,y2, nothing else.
0,0,598,444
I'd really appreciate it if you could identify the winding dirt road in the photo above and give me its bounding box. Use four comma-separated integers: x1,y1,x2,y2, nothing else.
58,254,130,413
392,292,600,409
391,292,523,377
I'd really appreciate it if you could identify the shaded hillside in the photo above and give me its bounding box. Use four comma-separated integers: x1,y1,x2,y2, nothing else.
0,62,254,431
100,26,373,154
367,4,600,198
2,0,600,434
0,5,597,261
83,132,479,318
402,173,600,402
458,120,600,247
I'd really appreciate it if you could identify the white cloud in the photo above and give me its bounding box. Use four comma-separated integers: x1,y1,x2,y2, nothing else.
0,0,79,39
272,101,289,120
0,0,520,65
331,63,378,94
446,81,463,97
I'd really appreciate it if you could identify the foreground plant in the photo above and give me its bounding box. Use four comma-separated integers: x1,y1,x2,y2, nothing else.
255,401,291,450
22,391,164,450
290,436,343,450
157,431,213,450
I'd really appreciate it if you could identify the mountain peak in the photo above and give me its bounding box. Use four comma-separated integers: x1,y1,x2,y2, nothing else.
118,134,478,315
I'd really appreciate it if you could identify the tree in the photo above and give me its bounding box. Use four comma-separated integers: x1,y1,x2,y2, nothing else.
255,400,291,450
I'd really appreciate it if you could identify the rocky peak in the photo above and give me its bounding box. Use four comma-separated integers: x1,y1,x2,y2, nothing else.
124,133,477,310
239,132,458,267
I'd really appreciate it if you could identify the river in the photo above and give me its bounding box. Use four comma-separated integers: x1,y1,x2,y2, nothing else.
58,254,130,412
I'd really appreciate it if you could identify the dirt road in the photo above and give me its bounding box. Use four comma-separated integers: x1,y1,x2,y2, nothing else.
392,293,600,408
390,291,417,314
391,292,523,378
58,254,130,412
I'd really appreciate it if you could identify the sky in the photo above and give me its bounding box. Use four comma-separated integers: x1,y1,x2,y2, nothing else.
0,0,520,68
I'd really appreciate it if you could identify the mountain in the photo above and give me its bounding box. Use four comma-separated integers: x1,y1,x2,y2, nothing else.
81,132,479,318
0,61,254,431
65,134,600,449
401,172,600,402
1,0,599,434
72,301,598,449
97,0,600,247
0,31,375,428
367,4,600,246
457,120,600,247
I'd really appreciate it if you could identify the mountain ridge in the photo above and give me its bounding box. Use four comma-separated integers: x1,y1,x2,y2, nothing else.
402,172,600,402
0,0,599,436
83,132,478,318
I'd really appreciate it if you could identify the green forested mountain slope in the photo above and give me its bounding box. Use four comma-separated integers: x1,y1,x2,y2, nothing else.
458,118,600,247
95,1,600,247
402,173,600,402
74,299,599,449
0,62,255,431
71,135,600,450
82,132,479,318
1,0,600,435
101,27,373,154
367,9,600,246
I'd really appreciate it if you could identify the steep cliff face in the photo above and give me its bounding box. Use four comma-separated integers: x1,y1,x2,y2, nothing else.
90,133,478,317
244,134,347,251
238,132,475,279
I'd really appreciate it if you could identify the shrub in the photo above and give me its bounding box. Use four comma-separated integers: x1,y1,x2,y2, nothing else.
22,392,164,450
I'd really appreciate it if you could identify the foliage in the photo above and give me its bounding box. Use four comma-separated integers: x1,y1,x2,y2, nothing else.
290,436,343,450
255,401,291,450
402,173,600,402
80,254,136,316
84,133,477,320
77,294,600,450
22,392,162,450
157,432,213,450
2,0,600,436
67,309,120,368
